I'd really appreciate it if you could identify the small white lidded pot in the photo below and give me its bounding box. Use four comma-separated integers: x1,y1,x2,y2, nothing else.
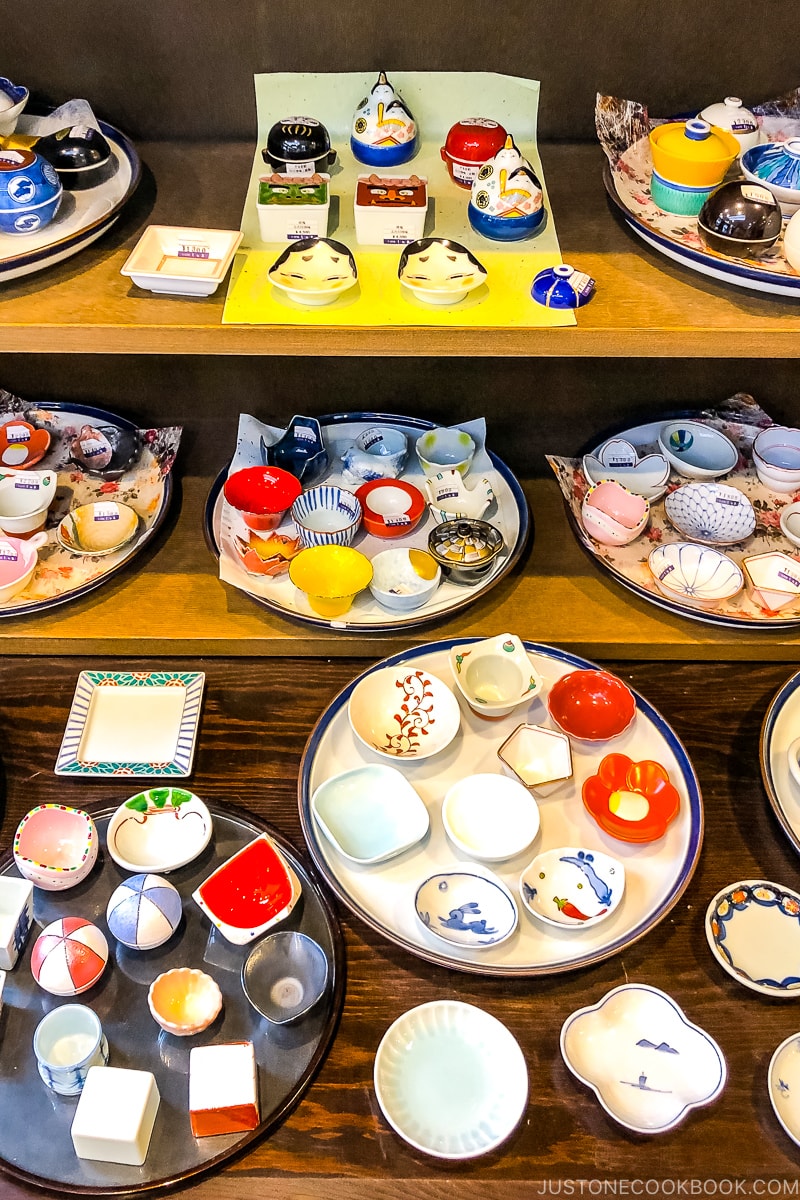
0,468,57,536
34,1004,109,1095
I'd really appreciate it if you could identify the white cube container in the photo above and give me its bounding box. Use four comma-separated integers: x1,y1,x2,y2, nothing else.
71,1066,160,1165
256,174,330,243
0,876,33,969
189,1041,259,1137
354,174,428,245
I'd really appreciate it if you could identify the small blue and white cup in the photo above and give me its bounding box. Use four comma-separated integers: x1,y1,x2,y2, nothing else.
33,1004,109,1096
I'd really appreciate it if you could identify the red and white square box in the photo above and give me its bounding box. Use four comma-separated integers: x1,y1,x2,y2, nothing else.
189,1041,259,1137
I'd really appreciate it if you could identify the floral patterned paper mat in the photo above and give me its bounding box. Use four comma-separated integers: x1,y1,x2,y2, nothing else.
547,394,800,625
595,89,800,282
0,390,180,612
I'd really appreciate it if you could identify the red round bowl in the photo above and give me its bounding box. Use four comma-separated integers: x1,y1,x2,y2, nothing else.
440,118,508,188
355,478,426,539
547,669,636,742
224,466,303,532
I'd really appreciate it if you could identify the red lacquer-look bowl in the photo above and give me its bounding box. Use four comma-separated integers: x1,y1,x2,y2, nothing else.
547,669,636,742
223,466,302,532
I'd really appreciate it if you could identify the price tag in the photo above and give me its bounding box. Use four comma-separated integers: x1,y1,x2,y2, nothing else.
0,541,19,562
93,503,120,523
5,425,30,443
79,436,108,458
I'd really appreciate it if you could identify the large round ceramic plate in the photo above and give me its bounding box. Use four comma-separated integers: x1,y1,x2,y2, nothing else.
0,801,344,1196
205,412,530,632
0,120,140,283
298,639,703,976
760,669,800,857
549,407,800,630
602,159,800,299
0,397,176,617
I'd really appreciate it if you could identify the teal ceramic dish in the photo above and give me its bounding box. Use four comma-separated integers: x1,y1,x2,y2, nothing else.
650,171,715,217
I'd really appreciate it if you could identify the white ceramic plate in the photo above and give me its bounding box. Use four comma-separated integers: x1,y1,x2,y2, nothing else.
55,671,205,778
769,1033,800,1149
298,639,703,977
760,669,800,857
374,1000,528,1159
205,413,529,632
705,879,800,996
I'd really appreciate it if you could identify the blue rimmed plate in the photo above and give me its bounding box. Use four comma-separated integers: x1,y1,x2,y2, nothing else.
705,879,800,996
298,638,703,977
204,411,530,632
0,119,140,284
55,670,205,778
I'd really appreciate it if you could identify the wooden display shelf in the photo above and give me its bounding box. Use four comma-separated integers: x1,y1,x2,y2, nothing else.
2,142,799,358
3,475,800,658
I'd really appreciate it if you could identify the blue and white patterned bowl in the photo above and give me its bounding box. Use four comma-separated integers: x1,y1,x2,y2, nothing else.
0,148,62,235
664,482,756,545
742,140,800,216
658,420,738,480
0,78,29,137
291,485,362,548
648,542,744,610
531,264,595,309
415,869,518,950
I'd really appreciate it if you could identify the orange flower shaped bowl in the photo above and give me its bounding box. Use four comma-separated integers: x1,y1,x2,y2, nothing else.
582,754,681,844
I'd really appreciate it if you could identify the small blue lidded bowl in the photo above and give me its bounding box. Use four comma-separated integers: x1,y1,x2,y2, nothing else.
0,77,29,137
0,148,62,235
650,170,715,217
531,264,596,309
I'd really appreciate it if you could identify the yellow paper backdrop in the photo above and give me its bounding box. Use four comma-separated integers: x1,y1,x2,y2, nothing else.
223,72,576,329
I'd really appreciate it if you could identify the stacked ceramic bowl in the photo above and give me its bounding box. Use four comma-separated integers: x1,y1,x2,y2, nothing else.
648,119,739,216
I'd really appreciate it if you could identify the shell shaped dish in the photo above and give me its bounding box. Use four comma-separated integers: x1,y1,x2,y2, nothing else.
107,787,213,873
648,542,744,610
348,664,460,761
415,869,518,950
147,967,222,1035
520,846,625,929
57,501,140,556
664,481,756,545
560,984,727,1133
374,1000,528,1159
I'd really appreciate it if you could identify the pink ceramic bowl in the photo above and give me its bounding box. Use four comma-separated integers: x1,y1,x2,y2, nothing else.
223,466,303,532
581,482,649,546
13,804,98,891
0,530,46,603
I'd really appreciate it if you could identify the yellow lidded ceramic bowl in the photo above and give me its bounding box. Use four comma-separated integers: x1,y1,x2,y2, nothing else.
289,544,373,617
649,119,740,187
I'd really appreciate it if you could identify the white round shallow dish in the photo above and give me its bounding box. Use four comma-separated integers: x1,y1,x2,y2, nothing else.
760,669,800,859
705,879,800,996
106,788,213,873
300,639,703,977
374,1000,528,1159
442,773,540,861
769,1032,800,1149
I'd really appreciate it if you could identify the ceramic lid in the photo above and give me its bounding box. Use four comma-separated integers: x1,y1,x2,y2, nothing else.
0,147,35,172
443,118,508,163
698,180,783,241
656,119,738,162
266,117,331,162
700,97,758,133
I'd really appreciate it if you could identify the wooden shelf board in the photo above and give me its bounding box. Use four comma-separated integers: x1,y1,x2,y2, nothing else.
2,475,799,658
1,142,799,358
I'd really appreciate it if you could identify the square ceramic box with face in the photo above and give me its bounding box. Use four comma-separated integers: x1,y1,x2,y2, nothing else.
71,1066,160,1166
0,877,33,969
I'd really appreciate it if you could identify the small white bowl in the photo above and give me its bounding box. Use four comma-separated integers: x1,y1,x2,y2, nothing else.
0,468,57,536
106,788,213,873
658,420,738,480
442,773,540,862
519,846,625,929
415,868,518,949
120,225,244,296
0,80,29,137
415,427,476,477
664,482,755,545
368,548,441,612
582,438,670,501
374,1000,528,1160
147,967,222,1036
497,723,573,790
648,542,744,610
106,873,182,950
743,551,800,614
780,502,800,549
348,664,461,762
752,426,800,494
311,764,430,864
769,1033,800,1149
581,481,649,546
560,984,726,1134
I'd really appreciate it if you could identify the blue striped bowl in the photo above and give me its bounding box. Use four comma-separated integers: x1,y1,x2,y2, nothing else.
291,485,362,548
648,542,744,610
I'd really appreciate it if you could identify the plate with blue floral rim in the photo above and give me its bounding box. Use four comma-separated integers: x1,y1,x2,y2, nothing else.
548,394,800,630
705,880,800,997
760,669,800,859
0,390,179,617
204,411,530,632
55,670,205,778
298,637,703,977
0,118,140,283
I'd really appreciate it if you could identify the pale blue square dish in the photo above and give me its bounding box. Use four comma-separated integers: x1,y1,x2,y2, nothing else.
311,764,430,865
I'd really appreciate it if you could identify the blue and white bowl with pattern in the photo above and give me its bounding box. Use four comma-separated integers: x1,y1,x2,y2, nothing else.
519,846,625,930
648,542,744,611
664,481,756,546
0,148,62,235
742,140,800,216
33,1004,109,1096
106,872,182,950
415,869,518,950
291,485,362,548
0,78,29,137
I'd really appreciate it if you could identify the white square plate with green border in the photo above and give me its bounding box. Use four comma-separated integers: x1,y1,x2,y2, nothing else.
55,671,205,778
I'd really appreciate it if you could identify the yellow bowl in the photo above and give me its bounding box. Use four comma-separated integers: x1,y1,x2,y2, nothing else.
289,545,373,617
649,119,739,188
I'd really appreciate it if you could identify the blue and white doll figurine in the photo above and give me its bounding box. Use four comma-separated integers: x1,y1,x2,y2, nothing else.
468,136,545,241
350,71,418,167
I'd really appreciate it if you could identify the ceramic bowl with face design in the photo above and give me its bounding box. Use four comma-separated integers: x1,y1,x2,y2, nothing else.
398,238,487,304
268,237,358,306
